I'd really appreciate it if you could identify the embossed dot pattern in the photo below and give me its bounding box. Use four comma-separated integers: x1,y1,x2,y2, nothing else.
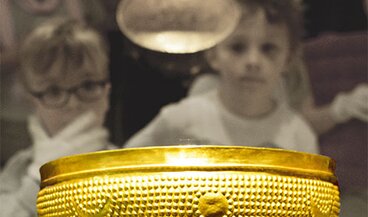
37,173,340,216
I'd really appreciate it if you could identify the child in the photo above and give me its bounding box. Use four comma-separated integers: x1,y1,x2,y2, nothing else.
0,18,114,216
125,0,318,154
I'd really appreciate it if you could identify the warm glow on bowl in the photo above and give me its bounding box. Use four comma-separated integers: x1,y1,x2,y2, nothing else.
37,146,340,216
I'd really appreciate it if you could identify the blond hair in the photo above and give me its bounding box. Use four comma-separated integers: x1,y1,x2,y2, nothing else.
19,18,109,87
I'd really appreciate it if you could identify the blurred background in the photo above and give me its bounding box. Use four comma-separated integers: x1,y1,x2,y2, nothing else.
1,0,366,159
106,0,368,144
0,1,367,215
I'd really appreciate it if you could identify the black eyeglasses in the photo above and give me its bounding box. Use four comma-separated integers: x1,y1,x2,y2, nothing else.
29,80,109,109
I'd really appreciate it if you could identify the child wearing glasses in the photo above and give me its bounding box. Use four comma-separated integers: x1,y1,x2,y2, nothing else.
0,18,115,216
125,0,318,154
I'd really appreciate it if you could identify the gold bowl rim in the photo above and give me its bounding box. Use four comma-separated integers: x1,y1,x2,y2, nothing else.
40,145,337,187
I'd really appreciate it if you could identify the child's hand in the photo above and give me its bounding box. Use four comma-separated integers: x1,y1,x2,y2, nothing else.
331,84,368,123
54,111,101,142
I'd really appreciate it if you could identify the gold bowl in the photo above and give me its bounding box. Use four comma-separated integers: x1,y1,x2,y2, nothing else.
37,146,340,216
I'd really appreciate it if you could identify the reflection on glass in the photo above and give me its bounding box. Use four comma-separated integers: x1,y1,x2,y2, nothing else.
116,0,241,53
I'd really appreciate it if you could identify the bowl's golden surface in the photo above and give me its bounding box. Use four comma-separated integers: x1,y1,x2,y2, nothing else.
37,146,340,216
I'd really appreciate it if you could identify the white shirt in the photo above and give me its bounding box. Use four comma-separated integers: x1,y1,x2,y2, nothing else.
0,113,115,217
125,90,319,154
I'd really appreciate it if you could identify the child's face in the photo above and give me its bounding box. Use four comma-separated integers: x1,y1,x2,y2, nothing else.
210,9,291,98
27,58,110,136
